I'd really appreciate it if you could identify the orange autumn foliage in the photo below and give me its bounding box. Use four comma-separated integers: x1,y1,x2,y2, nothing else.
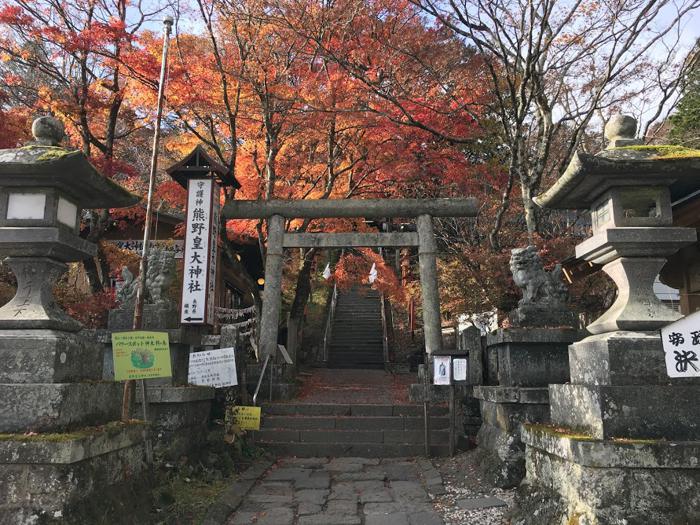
331,249,405,303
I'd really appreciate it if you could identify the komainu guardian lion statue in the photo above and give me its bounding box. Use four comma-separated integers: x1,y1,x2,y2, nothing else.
508,246,574,327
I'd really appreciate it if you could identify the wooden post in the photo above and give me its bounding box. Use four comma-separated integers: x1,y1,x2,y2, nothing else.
423,358,431,457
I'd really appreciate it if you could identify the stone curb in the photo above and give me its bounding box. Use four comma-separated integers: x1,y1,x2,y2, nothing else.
200,458,275,525
417,458,448,496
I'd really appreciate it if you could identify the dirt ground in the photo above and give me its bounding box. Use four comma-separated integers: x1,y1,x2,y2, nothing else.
432,449,516,525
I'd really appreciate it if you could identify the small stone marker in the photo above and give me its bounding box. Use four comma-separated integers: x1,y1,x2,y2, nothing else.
456,496,508,510
660,310,700,377
278,344,293,364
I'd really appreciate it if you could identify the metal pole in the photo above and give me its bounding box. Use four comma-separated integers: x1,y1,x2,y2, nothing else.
269,359,274,402
121,17,173,465
448,383,455,457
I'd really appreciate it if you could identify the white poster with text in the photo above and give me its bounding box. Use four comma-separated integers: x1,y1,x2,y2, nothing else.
188,347,238,388
453,358,467,382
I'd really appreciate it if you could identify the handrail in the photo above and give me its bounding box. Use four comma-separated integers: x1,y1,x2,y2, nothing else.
252,354,271,406
380,292,390,365
321,283,339,362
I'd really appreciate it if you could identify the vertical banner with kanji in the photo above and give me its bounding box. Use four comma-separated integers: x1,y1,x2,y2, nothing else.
181,178,220,325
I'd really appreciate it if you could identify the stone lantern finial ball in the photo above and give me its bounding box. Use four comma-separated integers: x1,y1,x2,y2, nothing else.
605,115,637,142
31,116,65,146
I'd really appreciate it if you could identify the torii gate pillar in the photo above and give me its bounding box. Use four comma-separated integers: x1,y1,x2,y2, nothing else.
417,214,442,355
259,214,285,357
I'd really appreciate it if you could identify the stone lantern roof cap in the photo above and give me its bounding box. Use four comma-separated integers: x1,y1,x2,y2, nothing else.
535,115,700,210
0,117,140,209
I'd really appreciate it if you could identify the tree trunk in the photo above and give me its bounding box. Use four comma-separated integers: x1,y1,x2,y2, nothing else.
83,257,104,293
520,178,538,244
287,248,316,360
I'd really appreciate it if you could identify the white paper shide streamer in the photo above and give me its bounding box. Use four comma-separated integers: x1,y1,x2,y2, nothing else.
368,263,378,284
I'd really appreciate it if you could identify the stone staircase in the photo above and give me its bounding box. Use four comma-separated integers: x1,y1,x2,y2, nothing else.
257,402,451,457
328,287,385,369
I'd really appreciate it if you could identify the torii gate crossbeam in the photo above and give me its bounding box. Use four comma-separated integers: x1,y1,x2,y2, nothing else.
222,198,477,360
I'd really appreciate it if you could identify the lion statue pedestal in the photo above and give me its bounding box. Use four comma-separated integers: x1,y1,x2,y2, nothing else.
472,245,582,488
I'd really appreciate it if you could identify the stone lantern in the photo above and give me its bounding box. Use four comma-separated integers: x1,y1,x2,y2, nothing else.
538,117,695,335
514,116,700,525
0,117,145,523
0,116,139,331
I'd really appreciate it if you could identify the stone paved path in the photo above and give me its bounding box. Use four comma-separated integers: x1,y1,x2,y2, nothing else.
224,457,445,525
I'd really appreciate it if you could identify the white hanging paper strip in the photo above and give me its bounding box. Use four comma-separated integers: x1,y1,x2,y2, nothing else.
368,263,378,284
322,263,331,280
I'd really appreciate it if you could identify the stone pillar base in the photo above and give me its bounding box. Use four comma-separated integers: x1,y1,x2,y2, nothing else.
473,386,550,488
133,385,215,460
486,328,579,386
511,425,700,525
0,422,146,524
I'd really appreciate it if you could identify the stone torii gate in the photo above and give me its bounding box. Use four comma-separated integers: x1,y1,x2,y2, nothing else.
222,198,478,359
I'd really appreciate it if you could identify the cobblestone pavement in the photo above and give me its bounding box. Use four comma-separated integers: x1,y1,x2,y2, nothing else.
224,457,446,525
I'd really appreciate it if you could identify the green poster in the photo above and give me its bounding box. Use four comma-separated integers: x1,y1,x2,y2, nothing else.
112,331,172,381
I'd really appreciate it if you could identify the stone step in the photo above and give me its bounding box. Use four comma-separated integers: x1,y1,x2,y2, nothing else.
332,317,380,321
327,348,383,354
256,442,450,457
328,346,383,353
329,341,382,345
327,356,384,365
329,333,382,339
329,331,383,337
331,326,382,332
335,304,380,309
257,428,449,445
326,362,385,369
332,322,381,326
261,415,449,431
260,403,448,417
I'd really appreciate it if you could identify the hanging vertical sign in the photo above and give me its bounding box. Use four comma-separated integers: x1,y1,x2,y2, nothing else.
181,178,220,325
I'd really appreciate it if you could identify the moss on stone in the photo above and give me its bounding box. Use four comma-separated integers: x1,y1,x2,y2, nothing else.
0,420,143,442
613,144,700,159
568,514,581,525
611,437,660,445
525,423,596,441
36,148,72,161
14,145,73,161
